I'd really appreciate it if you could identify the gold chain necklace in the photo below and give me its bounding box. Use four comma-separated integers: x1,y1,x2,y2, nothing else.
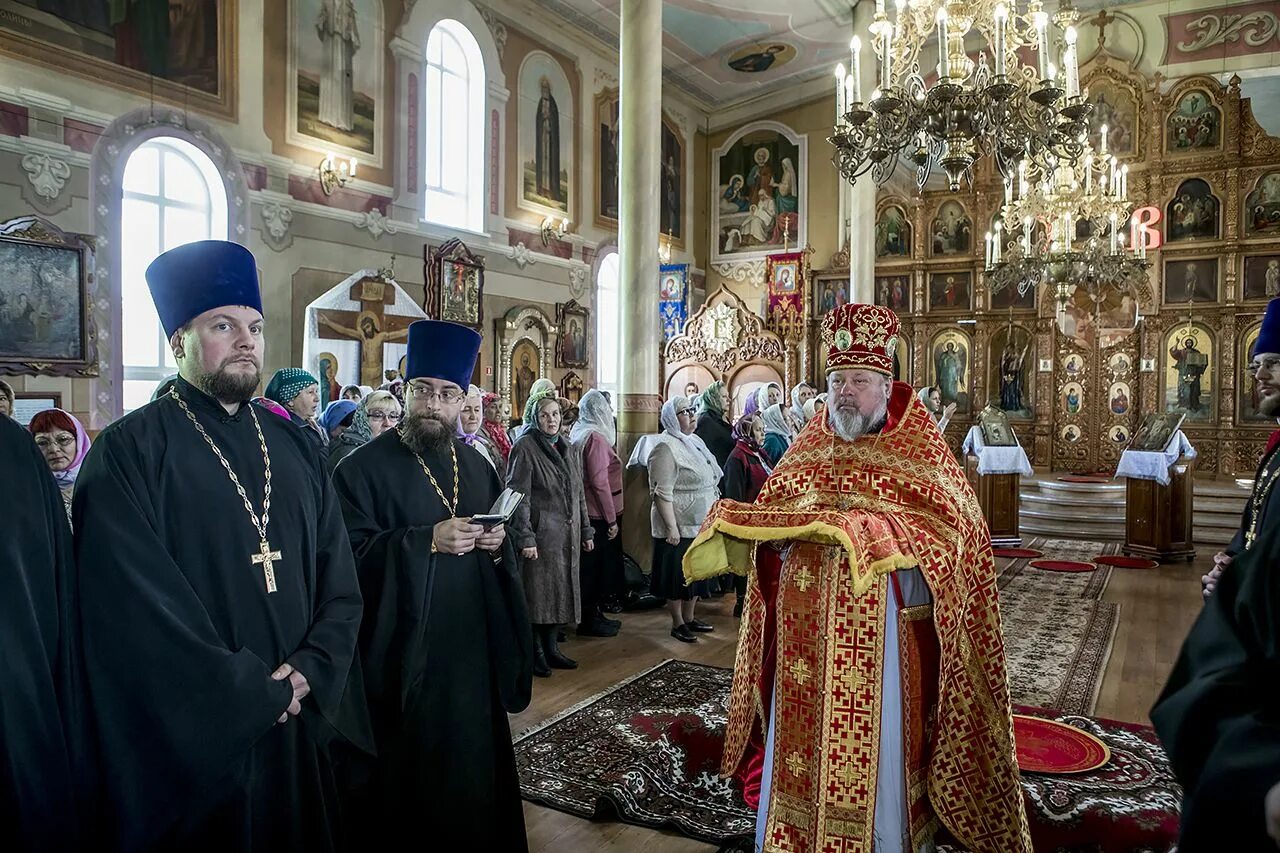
1245,449,1280,550
169,388,282,593
404,429,459,518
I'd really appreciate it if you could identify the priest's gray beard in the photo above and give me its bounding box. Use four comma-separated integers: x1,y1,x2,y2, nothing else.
828,400,888,442
400,411,454,455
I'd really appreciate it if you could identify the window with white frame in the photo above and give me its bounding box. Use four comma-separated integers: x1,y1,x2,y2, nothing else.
120,137,228,413
424,19,485,232
595,252,620,397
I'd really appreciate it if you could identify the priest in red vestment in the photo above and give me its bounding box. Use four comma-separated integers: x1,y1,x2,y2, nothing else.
684,303,1030,852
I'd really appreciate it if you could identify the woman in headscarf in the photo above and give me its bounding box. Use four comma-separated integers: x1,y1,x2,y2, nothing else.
340,384,363,402
628,395,722,643
570,389,624,638
694,380,734,476
265,367,326,449
457,385,504,477
319,399,358,443
482,392,513,464
557,397,579,441
803,393,827,422
520,378,558,431
760,403,792,467
722,413,772,617
325,390,401,475
28,408,90,524
742,381,783,419
789,382,815,429
918,385,954,431
507,391,593,678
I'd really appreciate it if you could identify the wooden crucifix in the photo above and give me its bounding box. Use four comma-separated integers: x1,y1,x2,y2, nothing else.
315,276,413,387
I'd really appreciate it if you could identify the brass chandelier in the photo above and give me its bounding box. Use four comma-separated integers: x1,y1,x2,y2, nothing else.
829,0,1093,191
983,126,1150,308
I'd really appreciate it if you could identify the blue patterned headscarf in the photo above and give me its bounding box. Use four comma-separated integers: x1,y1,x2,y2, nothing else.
265,368,319,405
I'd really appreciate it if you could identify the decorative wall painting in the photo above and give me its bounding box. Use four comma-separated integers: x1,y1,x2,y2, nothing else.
875,206,912,257
519,52,573,216
315,351,341,409
814,275,851,317
1061,424,1082,443
596,92,684,242
560,371,584,405
659,120,684,242
927,271,973,312
725,42,797,73
713,123,806,261
991,283,1037,311
1132,412,1186,452
289,0,382,164
1165,90,1221,152
596,92,620,224
1243,255,1280,301
0,216,97,377
1165,179,1219,242
1245,172,1280,237
425,239,485,329
1087,77,1139,158
1163,257,1219,304
930,201,972,256
989,325,1033,418
556,300,590,369
1162,324,1214,421
765,251,806,337
0,0,233,116
929,328,971,414
659,263,689,342
874,274,911,313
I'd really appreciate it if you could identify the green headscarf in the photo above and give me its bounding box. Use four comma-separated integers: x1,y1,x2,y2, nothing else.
697,380,726,419
522,387,559,427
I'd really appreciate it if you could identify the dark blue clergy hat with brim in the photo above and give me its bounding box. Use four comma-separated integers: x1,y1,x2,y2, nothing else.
406,320,481,390
145,240,262,338
1258,298,1280,356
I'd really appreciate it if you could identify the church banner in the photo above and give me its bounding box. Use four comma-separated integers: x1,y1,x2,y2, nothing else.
659,263,689,342
765,250,807,340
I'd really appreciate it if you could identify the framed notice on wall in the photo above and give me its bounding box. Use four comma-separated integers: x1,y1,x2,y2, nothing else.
12,392,62,426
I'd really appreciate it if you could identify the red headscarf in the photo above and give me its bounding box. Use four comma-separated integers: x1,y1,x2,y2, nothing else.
482,392,512,462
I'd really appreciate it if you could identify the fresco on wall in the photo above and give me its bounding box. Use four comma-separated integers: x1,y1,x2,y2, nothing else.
875,205,912,257
713,124,806,262
290,0,382,162
520,52,572,216
595,92,684,241
0,0,229,108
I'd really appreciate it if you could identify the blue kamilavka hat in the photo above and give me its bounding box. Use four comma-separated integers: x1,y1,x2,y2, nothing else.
1257,297,1280,356
145,240,262,338
406,320,482,390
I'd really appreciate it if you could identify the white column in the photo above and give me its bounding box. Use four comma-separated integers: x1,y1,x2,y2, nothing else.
849,0,877,305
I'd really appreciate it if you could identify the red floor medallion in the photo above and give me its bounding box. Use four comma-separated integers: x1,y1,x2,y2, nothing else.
1028,559,1097,573
993,547,1044,559
1013,714,1111,774
1093,555,1161,570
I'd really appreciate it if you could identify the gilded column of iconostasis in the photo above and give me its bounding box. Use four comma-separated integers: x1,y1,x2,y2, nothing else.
857,45,1280,477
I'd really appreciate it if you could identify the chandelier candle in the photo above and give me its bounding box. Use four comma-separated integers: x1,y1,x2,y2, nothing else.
936,8,949,80
1034,10,1049,81
851,37,863,102
1063,27,1080,99
835,64,846,123
994,4,1008,76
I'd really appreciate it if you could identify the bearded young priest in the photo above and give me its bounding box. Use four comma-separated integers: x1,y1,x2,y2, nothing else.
683,303,1031,853
72,240,374,851
331,319,534,849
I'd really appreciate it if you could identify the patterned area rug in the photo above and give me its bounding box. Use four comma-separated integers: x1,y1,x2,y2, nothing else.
516,663,1179,851
999,538,1121,715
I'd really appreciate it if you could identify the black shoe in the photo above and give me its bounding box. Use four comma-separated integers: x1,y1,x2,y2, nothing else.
532,645,551,678
556,628,567,643
602,601,624,614
577,618,620,638
686,619,715,633
546,647,578,669
733,600,744,618
597,612,622,628
670,625,697,643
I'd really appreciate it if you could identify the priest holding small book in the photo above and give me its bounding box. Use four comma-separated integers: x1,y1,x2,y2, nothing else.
332,319,534,850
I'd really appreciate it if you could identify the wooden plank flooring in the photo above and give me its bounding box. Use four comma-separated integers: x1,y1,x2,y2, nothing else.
515,553,1210,852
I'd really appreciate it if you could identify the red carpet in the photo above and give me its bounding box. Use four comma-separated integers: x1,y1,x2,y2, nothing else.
993,547,1044,559
1095,555,1161,570
1014,714,1110,774
1028,559,1097,573
516,662,1180,852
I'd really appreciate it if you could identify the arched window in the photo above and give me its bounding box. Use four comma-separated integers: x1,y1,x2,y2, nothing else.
120,137,228,412
595,252,620,397
425,19,485,232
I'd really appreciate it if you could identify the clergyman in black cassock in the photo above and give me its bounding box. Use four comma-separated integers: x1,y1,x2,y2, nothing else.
1152,521,1280,850
72,240,374,851
332,318,534,849
0,415,84,849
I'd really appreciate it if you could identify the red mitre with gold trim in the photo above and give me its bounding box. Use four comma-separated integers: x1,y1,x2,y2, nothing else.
820,303,899,376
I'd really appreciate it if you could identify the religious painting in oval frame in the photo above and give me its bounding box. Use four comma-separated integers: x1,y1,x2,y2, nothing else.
1162,323,1215,422
929,328,971,415
1108,381,1132,416
1165,178,1220,242
1108,424,1131,444
1245,172,1280,238
1061,382,1085,415
988,325,1034,419
1165,88,1221,153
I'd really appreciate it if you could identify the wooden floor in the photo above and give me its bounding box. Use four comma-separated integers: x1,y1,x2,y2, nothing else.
513,553,1209,853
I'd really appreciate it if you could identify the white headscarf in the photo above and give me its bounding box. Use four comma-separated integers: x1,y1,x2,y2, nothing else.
628,395,723,479
789,383,812,428
803,393,827,422
762,403,791,439
570,388,616,447
754,382,782,416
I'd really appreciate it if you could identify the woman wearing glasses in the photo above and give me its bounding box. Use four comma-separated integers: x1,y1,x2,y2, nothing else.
28,408,91,524
629,395,723,643
326,390,402,475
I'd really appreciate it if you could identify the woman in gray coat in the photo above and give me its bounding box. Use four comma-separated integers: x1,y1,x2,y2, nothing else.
506,392,594,677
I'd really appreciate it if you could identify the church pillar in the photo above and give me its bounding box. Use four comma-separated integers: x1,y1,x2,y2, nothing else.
849,0,877,305
617,0,663,565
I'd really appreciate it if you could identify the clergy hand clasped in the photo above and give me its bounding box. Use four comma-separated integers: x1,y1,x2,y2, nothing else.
271,663,310,724
433,518,504,556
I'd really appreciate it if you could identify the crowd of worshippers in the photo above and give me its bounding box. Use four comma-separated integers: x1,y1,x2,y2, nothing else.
4,238,1280,851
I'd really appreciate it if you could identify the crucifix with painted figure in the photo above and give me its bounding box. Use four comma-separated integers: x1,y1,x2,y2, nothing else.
315,275,413,387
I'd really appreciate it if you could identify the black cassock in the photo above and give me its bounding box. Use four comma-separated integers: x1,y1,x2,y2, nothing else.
1151,522,1280,852
0,416,84,848
72,376,374,851
332,429,534,849
1226,439,1280,557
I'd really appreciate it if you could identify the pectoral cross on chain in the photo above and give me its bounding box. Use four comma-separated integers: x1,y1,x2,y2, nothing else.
251,540,282,593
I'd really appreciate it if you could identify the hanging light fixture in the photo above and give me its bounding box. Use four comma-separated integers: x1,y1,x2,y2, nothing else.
983,123,1150,308
830,0,1092,191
